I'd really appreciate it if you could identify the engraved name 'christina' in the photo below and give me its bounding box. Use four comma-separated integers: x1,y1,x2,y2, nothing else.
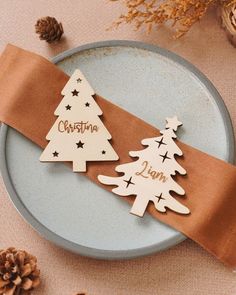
58,120,99,134
135,161,168,183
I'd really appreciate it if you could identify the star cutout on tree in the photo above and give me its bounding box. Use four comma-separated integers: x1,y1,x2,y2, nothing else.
155,137,167,148
155,193,165,203
65,104,71,110
124,176,135,188
160,151,171,163
71,89,79,96
85,102,90,107
52,151,59,157
76,78,82,83
166,116,182,131
76,140,84,148
102,150,106,154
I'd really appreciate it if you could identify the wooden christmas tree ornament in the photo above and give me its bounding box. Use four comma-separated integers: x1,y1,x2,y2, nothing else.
98,116,190,217
40,69,119,172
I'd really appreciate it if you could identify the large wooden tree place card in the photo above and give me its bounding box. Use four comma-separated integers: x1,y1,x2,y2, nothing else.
40,69,119,172
98,117,190,217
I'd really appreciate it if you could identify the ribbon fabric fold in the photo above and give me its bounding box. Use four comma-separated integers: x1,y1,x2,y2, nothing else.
0,44,236,268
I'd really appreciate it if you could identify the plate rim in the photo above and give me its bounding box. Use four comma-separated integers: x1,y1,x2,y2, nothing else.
0,40,234,260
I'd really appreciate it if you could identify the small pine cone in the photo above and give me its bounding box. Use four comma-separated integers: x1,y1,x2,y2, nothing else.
0,247,40,295
35,16,64,43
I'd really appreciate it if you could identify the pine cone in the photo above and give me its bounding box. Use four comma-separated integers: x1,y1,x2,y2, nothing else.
0,247,40,295
35,16,64,43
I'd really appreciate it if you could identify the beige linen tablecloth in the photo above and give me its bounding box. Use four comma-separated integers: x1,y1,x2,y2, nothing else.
0,1,236,294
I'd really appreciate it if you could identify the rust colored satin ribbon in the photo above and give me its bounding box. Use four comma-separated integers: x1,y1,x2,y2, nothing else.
0,44,236,269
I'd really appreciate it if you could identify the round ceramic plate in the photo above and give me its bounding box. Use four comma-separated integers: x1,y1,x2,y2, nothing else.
0,41,234,259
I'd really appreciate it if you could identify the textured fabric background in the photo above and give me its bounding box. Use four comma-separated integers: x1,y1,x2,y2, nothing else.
0,1,236,294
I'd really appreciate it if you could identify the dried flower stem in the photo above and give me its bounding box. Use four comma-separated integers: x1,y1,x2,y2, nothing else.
111,0,236,37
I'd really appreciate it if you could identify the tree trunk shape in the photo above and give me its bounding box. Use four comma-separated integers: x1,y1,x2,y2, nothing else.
73,160,86,172
130,195,150,217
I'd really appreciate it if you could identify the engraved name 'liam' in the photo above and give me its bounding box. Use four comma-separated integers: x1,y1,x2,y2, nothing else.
135,161,168,183
58,120,99,134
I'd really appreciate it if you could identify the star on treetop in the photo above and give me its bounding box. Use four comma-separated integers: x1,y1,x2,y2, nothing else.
166,116,182,131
